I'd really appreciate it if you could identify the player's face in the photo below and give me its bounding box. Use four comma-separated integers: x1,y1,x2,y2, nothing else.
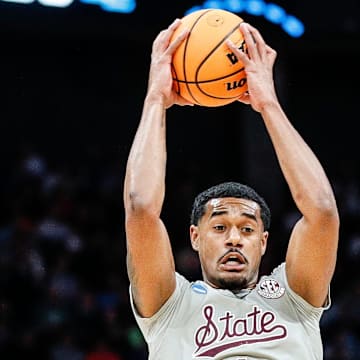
190,197,268,291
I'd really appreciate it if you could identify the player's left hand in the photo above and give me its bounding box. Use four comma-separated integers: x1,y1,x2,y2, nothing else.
226,22,278,113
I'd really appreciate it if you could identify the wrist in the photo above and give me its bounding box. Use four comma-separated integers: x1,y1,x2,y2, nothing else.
258,100,285,123
145,91,167,107
258,98,281,114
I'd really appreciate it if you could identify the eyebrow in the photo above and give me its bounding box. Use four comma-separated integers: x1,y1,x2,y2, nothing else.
210,210,258,223
210,210,227,218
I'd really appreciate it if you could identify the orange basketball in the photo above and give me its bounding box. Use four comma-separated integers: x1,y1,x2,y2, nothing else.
170,9,247,107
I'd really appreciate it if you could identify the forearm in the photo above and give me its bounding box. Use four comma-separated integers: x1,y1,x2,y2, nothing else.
124,97,167,215
260,101,337,214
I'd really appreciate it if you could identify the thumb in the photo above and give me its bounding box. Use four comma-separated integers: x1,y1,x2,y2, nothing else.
237,92,250,105
176,95,195,106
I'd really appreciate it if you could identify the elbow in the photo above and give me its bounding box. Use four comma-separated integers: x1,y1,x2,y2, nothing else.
318,189,339,216
125,191,161,217
126,191,148,212
295,188,340,227
311,193,340,228
327,202,340,230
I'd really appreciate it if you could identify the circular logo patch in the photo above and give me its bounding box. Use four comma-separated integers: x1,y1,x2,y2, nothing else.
257,279,285,299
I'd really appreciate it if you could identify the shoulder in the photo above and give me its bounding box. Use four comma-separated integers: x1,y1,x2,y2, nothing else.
257,262,330,312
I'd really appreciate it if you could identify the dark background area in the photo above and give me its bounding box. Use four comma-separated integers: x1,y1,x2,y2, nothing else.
0,0,359,181
0,0,360,358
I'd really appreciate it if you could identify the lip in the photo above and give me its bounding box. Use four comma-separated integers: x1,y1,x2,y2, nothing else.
219,251,246,272
220,251,246,264
219,262,246,272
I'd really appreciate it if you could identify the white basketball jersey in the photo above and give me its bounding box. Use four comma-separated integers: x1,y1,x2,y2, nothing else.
130,262,330,359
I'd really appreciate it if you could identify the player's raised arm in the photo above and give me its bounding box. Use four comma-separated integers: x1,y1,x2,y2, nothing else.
227,23,340,307
123,20,190,318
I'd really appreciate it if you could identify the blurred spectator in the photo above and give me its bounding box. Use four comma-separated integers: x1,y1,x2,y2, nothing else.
50,332,84,360
85,338,123,360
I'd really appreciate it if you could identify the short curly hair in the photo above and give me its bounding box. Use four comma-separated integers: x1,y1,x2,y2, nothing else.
190,181,271,231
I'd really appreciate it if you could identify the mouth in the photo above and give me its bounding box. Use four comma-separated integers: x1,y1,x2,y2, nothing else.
219,251,246,272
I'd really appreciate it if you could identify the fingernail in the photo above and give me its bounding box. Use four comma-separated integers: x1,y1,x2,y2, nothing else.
240,22,249,30
181,29,190,36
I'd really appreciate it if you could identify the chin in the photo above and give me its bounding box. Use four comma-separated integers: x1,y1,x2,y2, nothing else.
217,274,248,291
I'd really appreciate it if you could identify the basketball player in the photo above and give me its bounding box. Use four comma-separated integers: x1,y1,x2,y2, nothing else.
123,19,339,359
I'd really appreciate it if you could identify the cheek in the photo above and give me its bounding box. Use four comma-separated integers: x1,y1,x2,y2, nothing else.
201,234,220,251
244,237,263,255
253,239,265,257
199,239,218,262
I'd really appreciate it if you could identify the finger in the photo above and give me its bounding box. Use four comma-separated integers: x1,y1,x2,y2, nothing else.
166,28,190,56
168,18,182,31
153,19,182,52
163,18,183,43
266,44,277,66
176,95,195,106
239,23,259,61
242,23,267,60
225,39,250,66
239,23,260,62
179,101,195,107
237,91,250,104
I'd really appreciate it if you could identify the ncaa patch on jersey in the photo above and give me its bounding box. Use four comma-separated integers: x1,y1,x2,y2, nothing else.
191,283,207,295
257,279,285,299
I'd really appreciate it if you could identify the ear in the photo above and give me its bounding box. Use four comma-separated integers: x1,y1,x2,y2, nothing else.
190,224,200,252
261,231,269,256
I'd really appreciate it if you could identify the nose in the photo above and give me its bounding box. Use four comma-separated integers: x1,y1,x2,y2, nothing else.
226,226,242,247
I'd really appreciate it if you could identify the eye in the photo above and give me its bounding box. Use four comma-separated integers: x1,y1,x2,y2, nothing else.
241,226,254,233
213,225,226,232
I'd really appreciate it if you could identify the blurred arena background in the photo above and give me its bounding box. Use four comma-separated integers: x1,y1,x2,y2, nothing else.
0,0,359,358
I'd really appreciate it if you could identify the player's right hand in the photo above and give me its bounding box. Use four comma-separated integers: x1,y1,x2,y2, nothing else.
146,19,193,108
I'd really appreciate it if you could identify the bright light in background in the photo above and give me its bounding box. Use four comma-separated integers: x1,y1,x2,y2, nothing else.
281,15,304,38
2,0,34,3
80,0,136,13
0,0,136,12
38,0,72,7
0,0,303,36
185,0,305,38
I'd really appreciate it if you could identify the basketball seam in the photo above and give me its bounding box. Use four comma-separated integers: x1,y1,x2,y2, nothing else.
174,67,245,84
182,9,213,104
171,63,180,95
194,21,245,101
